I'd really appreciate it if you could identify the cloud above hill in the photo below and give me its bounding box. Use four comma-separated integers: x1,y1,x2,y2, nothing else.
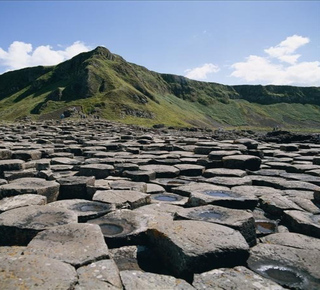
231,35,320,86
185,63,220,80
0,41,91,72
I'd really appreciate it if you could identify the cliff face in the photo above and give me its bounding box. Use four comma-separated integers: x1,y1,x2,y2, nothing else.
0,46,319,129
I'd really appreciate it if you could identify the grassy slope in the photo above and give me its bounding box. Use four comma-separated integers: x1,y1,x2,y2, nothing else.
0,47,319,131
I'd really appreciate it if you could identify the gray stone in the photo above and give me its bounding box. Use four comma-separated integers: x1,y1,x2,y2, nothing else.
0,159,25,172
0,177,60,202
120,270,194,290
148,220,249,279
87,209,150,248
203,168,247,178
47,199,115,222
205,176,252,187
151,192,188,206
93,190,150,209
0,254,78,290
109,180,147,192
0,149,12,160
78,163,114,179
175,205,256,246
234,138,259,149
51,157,82,165
12,149,42,161
223,155,261,171
0,205,77,245
0,194,47,213
76,259,122,289
57,176,95,200
146,183,165,194
174,164,204,176
124,170,156,182
283,210,320,238
248,243,320,289
24,223,109,267
139,164,180,178
208,150,241,161
171,182,229,197
193,266,284,290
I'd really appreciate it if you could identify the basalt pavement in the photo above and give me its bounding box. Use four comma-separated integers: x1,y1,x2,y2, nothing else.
0,120,320,289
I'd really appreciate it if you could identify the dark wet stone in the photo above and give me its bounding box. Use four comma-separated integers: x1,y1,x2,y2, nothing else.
87,209,149,248
0,205,77,245
223,155,261,171
283,210,320,238
0,254,78,290
193,266,284,290
57,176,95,200
25,223,109,267
175,205,256,246
48,199,115,222
0,194,47,213
120,270,194,290
76,259,122,289
148,220,249,281
0,177,60,202
93,190,150,210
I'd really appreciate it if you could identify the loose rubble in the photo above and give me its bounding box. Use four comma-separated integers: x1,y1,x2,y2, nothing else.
0,120,319,289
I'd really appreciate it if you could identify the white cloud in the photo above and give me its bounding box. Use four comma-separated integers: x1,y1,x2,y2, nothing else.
185,63,220,80
231,35,320,86
0,41,91,72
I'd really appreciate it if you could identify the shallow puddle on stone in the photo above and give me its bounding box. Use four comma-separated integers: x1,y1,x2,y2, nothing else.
203,190,233,198
198,211,223,219
255,221,277,234
78,204,105,212
154,195,178,202
257,265,305,288
100,223,124,236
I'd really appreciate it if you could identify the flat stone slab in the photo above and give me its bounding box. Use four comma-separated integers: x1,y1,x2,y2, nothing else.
174,205,256,246
259,193,303,217
139,164,180,178
87,209,150,248
171,182,229,197
76,259,122,289
47,199,115,222
24,223,109,267
208,150,241,161
12,149,42,161
151,192,188,206
193,266,284,290
93,190,150,209
205,176,252,187
187,187,258,210
0,159,25,172
203,168,247,178
124,170,156,182
0,205,77,246
78,163,114,179
109,180,147,192
173,164,204,176
223,155,261,171
0,194,47,213
57,176,95,200
0,254,78,289
120,270,194,290
148,220,249,280
248,243,320,289
0,177,60,202
283,210,320,238
51,157,82,165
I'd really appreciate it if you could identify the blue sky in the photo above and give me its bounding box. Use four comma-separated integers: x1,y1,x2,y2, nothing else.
0,1,319,86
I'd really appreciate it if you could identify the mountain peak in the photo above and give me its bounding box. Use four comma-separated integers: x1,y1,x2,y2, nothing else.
91,46,115,61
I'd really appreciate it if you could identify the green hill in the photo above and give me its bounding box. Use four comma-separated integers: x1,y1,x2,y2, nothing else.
0,46,319,130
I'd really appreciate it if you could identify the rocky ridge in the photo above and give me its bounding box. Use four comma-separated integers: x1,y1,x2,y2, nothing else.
0,119,320,289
